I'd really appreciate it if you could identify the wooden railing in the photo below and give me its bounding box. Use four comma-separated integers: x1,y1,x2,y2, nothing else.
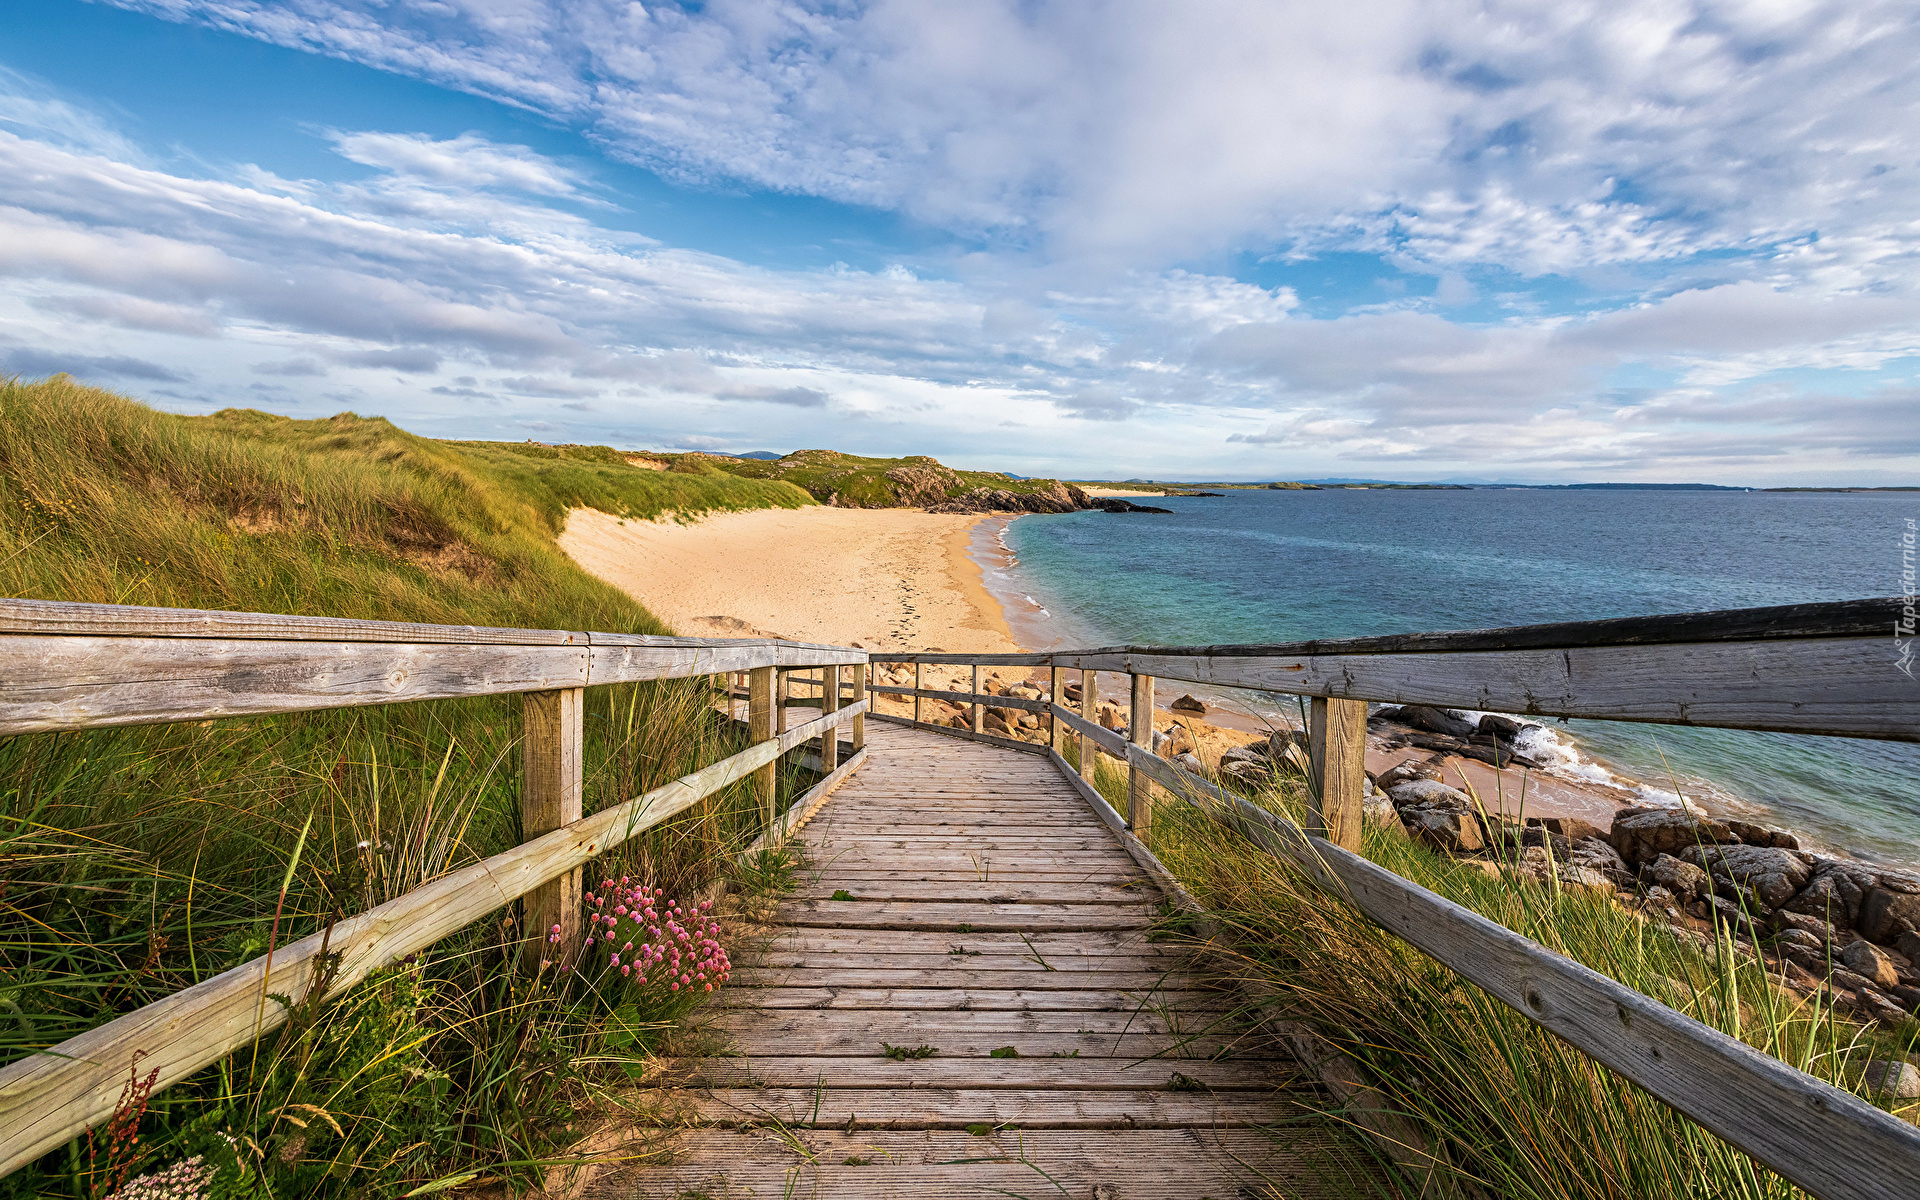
869,596,1920,1200
0,599,869,1177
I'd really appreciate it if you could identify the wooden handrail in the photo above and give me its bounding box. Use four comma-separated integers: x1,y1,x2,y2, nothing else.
0,599,872,1177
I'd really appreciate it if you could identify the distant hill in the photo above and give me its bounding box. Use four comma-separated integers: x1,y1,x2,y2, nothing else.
701,449,1093,512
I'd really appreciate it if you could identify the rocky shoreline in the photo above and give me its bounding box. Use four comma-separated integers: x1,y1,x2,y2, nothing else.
1358,705,1920,1029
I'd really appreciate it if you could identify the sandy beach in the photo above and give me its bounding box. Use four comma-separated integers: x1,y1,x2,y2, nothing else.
559,506,1018,652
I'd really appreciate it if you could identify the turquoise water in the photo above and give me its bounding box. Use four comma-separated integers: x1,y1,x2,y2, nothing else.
1001,488,1920,865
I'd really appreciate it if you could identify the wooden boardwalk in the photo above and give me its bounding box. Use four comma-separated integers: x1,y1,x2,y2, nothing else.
621,721,1340,1199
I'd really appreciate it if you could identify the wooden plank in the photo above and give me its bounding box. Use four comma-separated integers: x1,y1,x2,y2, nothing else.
870,651,1054,665
676,1056,1288,1090
715,1024,1270,1063
776,900,1153,931
788,882,1148,904
590,629,862,656
1065,638,1919,742
761,929,1181,957
1308,696,1365,852
0,597,582,644
913,661,924,724
749,666,777,827
1050,704,1128,760
736,987,1226,1012
0,699,868,1175
519,687,583,971
730,968,1188,989
1054,595,1903,658
1128,673,1154,835
612,1129,1330,1200
1123,744,1920,1200
687,1087,1300,1128
822,664,842,773
0,637,590,735
588,641,863,686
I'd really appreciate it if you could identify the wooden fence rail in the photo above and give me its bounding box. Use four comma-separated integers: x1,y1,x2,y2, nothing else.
867,595,1920,1200
0,599,870,1176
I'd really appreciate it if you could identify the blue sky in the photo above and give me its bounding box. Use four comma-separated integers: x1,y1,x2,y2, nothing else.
1,0,1917,483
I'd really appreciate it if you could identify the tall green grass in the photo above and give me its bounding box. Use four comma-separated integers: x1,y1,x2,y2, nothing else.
1082,753,1919,1199
0,379,818,1197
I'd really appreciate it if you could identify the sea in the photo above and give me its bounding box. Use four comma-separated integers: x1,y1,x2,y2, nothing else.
982,487,1919,866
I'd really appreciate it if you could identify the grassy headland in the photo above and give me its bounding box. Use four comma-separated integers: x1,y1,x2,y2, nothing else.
0,379,816,1198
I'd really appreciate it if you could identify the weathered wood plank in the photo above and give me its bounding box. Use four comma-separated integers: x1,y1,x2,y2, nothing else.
688,1087,1302,1129
676,1056,1288,1090
1308,696,1366,851
613,1129,1330,1200
0,598,582,643
776,900,1153,931
1066,637,1919,741
788,882,1150,904
519,687,583,970
737,987,1226,1012
870,651,1054,665
730,968,1187,989
1057,595,1902,658
0,701,867,1176
1050,704,1128,760
587,641,862,685
1125,745,1920,1200
0,637,590,735
1128,672,1154,834
870,685,1052,715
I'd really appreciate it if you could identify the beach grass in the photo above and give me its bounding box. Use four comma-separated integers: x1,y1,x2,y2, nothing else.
0,378,817,1197
1077,750,1918,1198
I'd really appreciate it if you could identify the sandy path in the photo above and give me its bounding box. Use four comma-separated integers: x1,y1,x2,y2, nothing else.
558,506,1017,652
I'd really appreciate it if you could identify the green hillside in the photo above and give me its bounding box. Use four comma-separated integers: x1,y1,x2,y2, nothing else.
0,379,815,1198
693,447,1092,511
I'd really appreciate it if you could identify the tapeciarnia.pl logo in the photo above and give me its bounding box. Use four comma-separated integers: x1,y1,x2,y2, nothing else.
1899,517,1916,680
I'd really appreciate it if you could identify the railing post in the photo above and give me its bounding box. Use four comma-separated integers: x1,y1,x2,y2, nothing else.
1049,664,1067,754
971,663,984,733
749,666,776,828
913,661,924,725
1309,696,1367,852
1127,671,1154,835
1079,669,1096,781
822,664,842,772
776,668,789,735
852,660,866,751
521,686,583,971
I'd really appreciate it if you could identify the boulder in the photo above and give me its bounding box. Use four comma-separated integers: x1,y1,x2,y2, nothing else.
1374,760,1439,791
1559,865,1617,894
1399,705,1477,738
1539,816,1606,844
1062,682,1083,703
1172,752,1204,774
1363,791,1400,828
1775,928,1826,952
1725,820,1801,851
1858,886,1920,945
1220,760,1269,785
1689,894,1762,936
1782,860,1875,927
1607,808,1737,866
1476,713,1532,742
1862,1060,1920,1100
1403,809,1485,852
1568,837,1632,884
1646,854,1713,902
1170,694,1207,715
1771,910,1838,945
1897,931,1920,963
1842,940,1902,989
1388,779,1474,812
1679,844,1813,910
